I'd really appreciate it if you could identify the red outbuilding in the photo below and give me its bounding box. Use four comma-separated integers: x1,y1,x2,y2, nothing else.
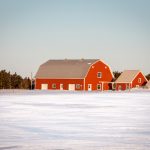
115,70,148,91
35,59,113,91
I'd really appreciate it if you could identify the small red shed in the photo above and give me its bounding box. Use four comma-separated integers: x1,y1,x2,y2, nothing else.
115,70,148,91
35,59,113,91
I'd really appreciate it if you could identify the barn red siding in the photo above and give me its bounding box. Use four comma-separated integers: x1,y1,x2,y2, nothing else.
132,72,147,88
35,60,113,91
85,61,113,91
35,79,84,90
115,72,147,91
115,83,131,91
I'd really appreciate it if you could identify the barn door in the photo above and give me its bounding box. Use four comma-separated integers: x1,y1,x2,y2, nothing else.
68,84,75,91
126,84,129,90
60,84,63,90
88,84,92,91
41,84,48,90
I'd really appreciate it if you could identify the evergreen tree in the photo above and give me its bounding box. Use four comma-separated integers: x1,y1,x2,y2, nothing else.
113,71,122,81
146,74,150,81
0,70,32,89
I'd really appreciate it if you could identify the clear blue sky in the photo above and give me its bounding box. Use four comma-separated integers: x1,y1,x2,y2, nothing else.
0,0,150,77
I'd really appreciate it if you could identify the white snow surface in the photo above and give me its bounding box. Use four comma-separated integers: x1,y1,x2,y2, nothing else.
0,90,150,150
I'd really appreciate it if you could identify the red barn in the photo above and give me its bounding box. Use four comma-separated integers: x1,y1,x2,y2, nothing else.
115,70,148,91
35,59,113,91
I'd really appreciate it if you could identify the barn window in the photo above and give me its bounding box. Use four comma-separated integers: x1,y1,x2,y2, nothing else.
76,84,80,89
97,84,101,90
97,72,102,78
138,78,141,83
52,83,56,89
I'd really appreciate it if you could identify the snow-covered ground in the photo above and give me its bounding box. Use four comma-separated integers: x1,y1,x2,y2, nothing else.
0,90,150,150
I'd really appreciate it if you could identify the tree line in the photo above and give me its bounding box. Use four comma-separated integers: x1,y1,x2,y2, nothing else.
0,70,34,89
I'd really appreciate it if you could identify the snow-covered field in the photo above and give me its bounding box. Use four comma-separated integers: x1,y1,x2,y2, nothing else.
0,90,150,150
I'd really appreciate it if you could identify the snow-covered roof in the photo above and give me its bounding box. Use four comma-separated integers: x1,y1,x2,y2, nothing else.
35,59,99,79
115,70,140,83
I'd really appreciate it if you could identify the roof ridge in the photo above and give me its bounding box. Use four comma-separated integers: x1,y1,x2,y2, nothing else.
35,59,100,79
123,70,140,71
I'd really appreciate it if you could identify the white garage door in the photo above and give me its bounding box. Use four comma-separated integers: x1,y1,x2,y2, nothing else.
68,84,75,91
41,84,48,90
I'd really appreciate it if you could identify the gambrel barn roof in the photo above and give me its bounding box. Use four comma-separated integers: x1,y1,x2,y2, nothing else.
35,59,100,79
115,70,146,83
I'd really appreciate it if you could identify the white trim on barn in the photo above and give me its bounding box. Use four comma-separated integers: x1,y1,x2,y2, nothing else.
41,84,48,90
